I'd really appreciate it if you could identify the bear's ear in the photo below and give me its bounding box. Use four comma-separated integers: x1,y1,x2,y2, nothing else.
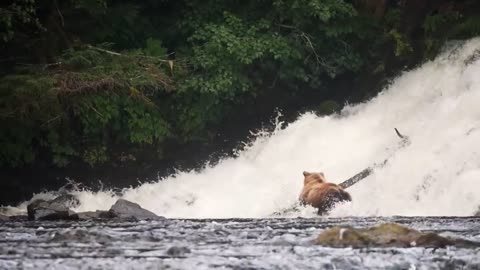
303,171,310,177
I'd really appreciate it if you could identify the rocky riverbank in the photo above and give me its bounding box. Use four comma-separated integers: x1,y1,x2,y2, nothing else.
1,216,479,269
1,193,479,252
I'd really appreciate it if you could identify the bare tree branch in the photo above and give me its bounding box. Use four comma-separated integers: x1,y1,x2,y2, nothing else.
338,128,410,189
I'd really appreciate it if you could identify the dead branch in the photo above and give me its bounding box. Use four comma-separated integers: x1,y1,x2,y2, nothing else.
338,167,373,189
87,45,122,56
338,128,410,189
55,73,118,95
43,62,62,70
54,0,64,27
86,45,170,63
41,115,62,127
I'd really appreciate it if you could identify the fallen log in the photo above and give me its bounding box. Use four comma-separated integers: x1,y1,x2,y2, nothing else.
338,128,409,189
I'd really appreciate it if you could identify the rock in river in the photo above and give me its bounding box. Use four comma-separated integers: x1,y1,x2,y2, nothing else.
77,210,113,220
51,194,80,209
108,199,162,220
27,199,78,221
314,223,479,248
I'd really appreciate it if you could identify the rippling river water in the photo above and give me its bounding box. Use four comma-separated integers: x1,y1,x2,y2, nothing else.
1,217,479,269
3,38,480,270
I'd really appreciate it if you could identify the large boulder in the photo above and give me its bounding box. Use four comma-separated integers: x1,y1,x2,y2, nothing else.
8,215,28,221
108,199,162,220
27,199,78,221
0,214,8,221
314,223,479,248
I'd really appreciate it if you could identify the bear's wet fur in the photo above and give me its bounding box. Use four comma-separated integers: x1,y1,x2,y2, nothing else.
299,171,352,215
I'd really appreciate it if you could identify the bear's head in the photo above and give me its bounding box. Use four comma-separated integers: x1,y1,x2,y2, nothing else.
303,171,327,185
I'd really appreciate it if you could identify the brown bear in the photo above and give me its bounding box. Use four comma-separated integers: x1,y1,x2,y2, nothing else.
299,171,352,215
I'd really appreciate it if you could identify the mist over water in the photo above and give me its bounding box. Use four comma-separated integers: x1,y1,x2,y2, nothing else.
24,38,480,218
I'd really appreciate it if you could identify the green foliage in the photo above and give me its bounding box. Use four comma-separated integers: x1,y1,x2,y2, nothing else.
388,29,413,57
424,12,460,33
182,0,365,99
0,0,40,42
268,0,364,78
422,11,462,58
0,45,175,167
1,0,480,170
72,0,107,11
451,16,480,38
183,12,294,95
0,74,58,166
172,92,224,139
316,100,340,115
422,9,480,58
123,98,170,144
83,146,108,167
144,38,167,57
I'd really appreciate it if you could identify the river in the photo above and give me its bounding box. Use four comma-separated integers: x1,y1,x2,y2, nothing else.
2,38,480,269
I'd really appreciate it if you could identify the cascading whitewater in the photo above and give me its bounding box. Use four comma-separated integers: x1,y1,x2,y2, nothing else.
21,38,480,218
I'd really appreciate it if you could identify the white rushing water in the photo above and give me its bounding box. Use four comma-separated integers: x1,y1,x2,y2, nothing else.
27,38,480,218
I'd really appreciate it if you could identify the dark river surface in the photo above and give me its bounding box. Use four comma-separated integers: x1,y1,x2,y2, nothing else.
1,216,479,269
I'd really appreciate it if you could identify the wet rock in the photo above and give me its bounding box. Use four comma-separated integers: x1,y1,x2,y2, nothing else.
314,223,479,248
474,206,480,216
108,199,162,220
51,194,80,209
27,199,78,221
77,210,113,220
8,215,28,221
0,214,8,221
0,207,14,215
166,246,191,257
0,207,26,219
47,229,114,243
27,199,46,220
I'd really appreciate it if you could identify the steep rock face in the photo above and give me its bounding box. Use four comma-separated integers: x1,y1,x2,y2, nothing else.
314,223,479,248
108,199,163,220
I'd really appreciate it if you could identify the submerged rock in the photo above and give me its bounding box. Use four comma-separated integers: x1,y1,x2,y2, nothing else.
47,229,114,243
108,199,162,220
166,246,191,257
8,215,28,221
77,210,113,220
314,223,479,248
27,199,78,221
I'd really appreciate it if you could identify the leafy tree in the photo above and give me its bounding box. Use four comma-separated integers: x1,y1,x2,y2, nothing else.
1,0,480,171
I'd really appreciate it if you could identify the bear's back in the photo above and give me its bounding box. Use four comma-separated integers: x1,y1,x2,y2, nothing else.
299,182,351,214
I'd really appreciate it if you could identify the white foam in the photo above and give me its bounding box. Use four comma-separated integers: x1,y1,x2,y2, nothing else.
28,38,480,218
